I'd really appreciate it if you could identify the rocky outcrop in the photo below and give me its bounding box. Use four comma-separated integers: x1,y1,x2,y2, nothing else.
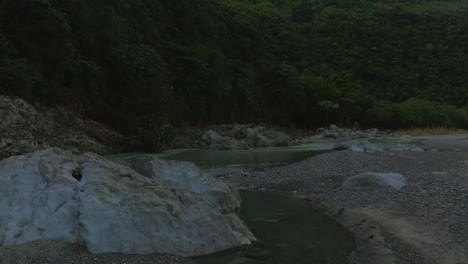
246,129,291,147
0,96,123,160
333,140,383,152
333,140,426,153
0,149,255,256
202,130,249,150
300,124,394,143
342,172,407,190
201,125,292,150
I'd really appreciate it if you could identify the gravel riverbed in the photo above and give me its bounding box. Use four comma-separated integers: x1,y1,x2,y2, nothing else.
219,141,468,264
0,241,196,264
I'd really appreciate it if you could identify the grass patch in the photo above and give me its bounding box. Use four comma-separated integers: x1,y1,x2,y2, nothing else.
397,127,468,136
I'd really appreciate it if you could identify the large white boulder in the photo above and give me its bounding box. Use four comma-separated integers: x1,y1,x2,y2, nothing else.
342,172,407,190
0,149,255,256
116,156,241,212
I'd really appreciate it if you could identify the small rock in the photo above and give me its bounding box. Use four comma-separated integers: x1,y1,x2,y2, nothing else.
342,172,407,190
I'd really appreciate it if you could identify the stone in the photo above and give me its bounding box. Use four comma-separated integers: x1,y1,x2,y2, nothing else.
202,130,224,143
258,130,290,147
116,156,241,212
389,144,424,152
322,130,339,139
333,140,383,152
342,172,407,190
329,124,338,130
202,130,249,150
0,149,255,256
245,128,256,138
245,129,291,148
0,96,123,159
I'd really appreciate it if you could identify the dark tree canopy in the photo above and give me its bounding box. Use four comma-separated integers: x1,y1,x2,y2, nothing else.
1,0,467,135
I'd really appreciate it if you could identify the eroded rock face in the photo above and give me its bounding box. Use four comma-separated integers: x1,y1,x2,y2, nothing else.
0,149,255,256
342,172,407,190
202,127,291,150
0,96,123,159
302,125,394,144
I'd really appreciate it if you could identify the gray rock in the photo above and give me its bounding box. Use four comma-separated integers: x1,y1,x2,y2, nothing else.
322,130,339,139
244,128,257,138
0,96,122,159
316,127,326,133
342,172,407,190
246,129,291,147
116,156,241,212
333,140,383,152
389,144,424,152
202,130,249,150
329,124,339,130
202,130,225,143
0,149,255,256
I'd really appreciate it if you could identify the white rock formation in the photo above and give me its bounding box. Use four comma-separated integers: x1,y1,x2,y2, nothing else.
0,149,255,256
342,172,407,190
116,156,241,212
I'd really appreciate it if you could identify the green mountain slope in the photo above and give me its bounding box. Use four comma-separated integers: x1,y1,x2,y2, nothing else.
1,0,467,134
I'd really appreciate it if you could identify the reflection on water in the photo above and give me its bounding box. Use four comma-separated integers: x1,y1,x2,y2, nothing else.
160,143,333,167
197,191,356,264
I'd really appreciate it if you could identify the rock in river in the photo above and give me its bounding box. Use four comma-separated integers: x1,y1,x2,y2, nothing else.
0,149,255,256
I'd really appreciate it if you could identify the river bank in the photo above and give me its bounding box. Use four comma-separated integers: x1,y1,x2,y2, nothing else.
1,101,467,264
219,135,468,264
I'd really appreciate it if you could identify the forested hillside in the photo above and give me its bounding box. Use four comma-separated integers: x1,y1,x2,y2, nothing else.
1,0,467,136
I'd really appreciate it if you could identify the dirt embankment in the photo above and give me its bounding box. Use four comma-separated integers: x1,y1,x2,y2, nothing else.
0,96,124,159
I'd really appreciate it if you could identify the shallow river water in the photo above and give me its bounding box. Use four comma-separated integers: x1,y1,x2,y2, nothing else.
159,143,334,167
197,190,356,264
160,144,356,264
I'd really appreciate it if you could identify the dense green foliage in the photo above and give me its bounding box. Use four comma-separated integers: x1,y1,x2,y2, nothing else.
1,0,467,136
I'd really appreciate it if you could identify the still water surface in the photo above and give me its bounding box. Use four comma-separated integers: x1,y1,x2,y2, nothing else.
161,144,356,264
